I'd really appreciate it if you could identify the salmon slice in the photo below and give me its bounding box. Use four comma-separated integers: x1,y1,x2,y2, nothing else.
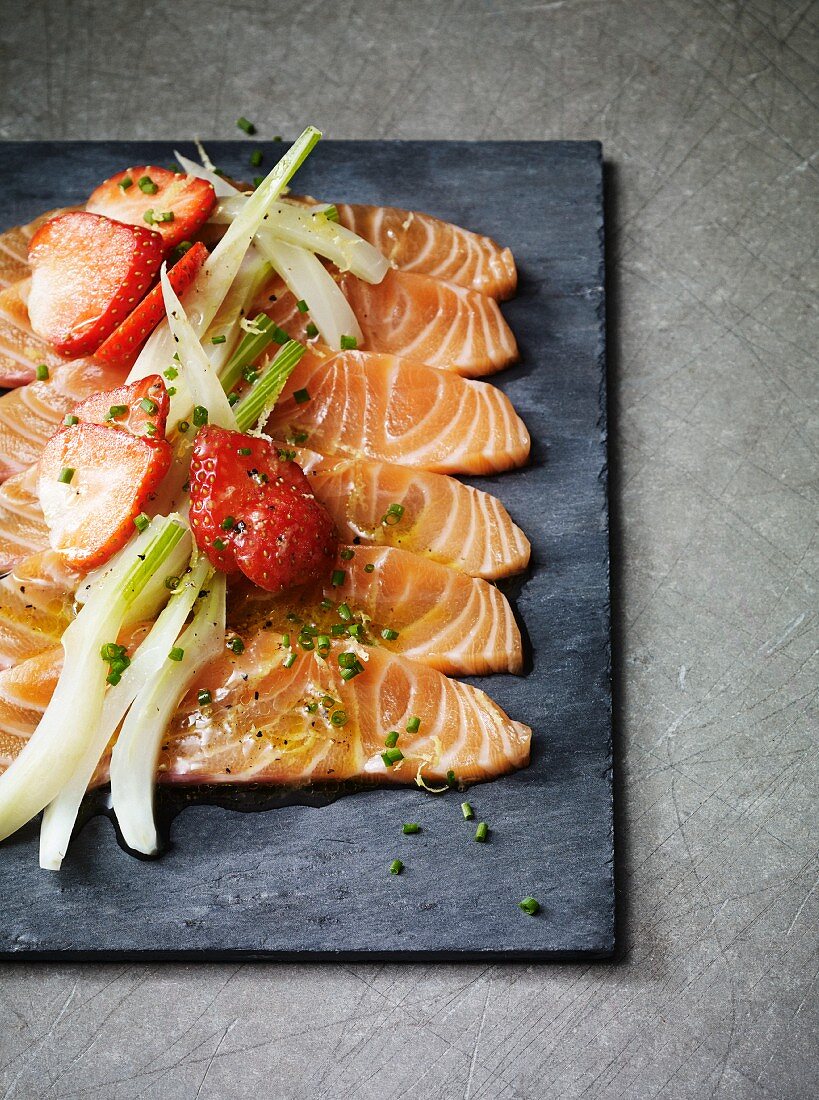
296,448,530,580
0,646,61,765
0,282,83,388
268,348,530,474
233,544,523,676
160,639,530,786
0,467,49,574
0,551,77,670
0,357,127,481
0,210,68,291
265,268,518,377
335,202,517,300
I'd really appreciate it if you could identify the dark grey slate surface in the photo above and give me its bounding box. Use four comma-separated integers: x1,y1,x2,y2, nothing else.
0,140,611,960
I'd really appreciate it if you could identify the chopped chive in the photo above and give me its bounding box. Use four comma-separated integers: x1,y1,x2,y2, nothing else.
461,801,474,820
250,148,263,167
340,666,361,682
381,627,399,641
381,502,405,526
340,334,357,351
167,386,177,396
35,364,49,381
296,299,309,313
305,322,319,338
340,548,354,560
306,701,319,713
164,575,180,591
474,822,489,842
381,747,404,767
447,769,456,786
283,650,297,668
176,240,193,254
145,423,157,437
331,709,348,727
319,597,333,611
321,695,336,708
242,366,259,384
363,563,375,574
198,689,212,707
402,823,420,835
292,430,309,444
238,446,251,455
156,210,174,223
57,466,75,484
338,652,359,669
337,602,352,622
293,387,310,404
106,404,128,420
143,209,155,225
384,731,399,748
177,420,190,434
331,624,346,637
406,716,421,734
237,116,256,134
139,397,158,415
119,175,133,190
331,569,345,587
519,897,540,916
138,175,158,194
168,646,184,662
299,636,315,651
322,204,340,222
133,513,150,532
346,623,364,638
220,516,235,530
281,633,291,648
390,859,403,875
164,365,178,380
211,334,227,345
193,405,209,426
317,633,331,652
228,637,245,654
63,414,79,427
212,537,226,551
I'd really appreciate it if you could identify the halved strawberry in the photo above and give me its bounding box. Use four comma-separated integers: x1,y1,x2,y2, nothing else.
38,422,171,571
86,167,216,251
28,212,164,359
73,375,170,439
94,242,208,369
189,426,338,593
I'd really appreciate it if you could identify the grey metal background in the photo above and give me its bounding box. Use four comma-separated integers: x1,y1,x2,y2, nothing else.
0,138,612,961
0,0,816,1097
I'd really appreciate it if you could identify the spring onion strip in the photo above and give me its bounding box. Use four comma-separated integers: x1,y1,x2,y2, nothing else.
111,572,226,855
39,554,210,870
161,265,238,431
203,245,270,370
129,126,321,385
211,196,389,284
219,314,282,394
174,148,238,198
256,233,363,350
0,516,186,841
234,340,305,433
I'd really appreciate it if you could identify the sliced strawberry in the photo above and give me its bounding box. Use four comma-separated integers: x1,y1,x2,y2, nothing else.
94,242,208,369
73,375,170,439
28,212,164,359
189,426,338,593
38,422,171,571
86,167,216,251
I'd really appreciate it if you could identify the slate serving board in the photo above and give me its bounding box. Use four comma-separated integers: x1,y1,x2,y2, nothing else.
0,141,612,960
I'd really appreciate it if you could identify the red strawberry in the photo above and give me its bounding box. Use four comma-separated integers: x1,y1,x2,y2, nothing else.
86,166,216,251
73,375,170,439
94,242,208,369
189,426,338,593
38,422,171,571
28,212,164,358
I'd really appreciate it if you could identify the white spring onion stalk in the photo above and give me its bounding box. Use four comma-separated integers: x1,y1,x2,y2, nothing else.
211,196,389,284
111,572,226,855
160,265,238,431
256,233,363,350
0,515,187,842
174,149,238,198
128,126,322,385
39,553,210,870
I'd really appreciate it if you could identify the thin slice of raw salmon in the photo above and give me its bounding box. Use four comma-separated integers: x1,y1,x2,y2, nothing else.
159,639,531,786
335,202,517,299
264,268,518,377
0,467,49,574
0,209,68,292
0,551,77,670
232,543,523,676
267,348,530,474
296,448,530,580
0,357,127,481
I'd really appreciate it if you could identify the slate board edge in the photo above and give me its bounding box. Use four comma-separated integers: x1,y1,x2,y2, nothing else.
0,141,615,961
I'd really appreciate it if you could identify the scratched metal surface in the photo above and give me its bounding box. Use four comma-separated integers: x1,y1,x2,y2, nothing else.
0,0,817,1097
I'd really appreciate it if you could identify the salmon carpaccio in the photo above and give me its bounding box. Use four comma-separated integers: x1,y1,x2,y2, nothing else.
334,202,517,300
269,348,530,474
